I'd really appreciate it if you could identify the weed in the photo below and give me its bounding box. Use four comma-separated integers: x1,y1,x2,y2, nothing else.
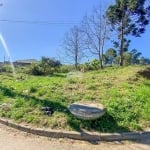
29,86,37,93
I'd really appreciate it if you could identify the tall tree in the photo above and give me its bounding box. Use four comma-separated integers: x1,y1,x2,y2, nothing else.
82,5,110,69
107,0,149,66
63,26,85,69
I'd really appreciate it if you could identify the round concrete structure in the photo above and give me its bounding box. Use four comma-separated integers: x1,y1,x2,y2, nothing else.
69,102,106,120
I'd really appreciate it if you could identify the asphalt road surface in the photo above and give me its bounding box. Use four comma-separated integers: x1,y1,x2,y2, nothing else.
0,124,150,150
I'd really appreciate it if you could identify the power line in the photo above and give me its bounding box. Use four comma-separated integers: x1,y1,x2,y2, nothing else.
0,19,81,25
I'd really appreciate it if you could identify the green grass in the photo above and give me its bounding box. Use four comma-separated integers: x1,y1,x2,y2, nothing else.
0,65,150,132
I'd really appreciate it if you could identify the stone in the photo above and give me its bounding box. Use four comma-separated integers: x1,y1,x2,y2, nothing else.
69,102,106,120
41,106,54,116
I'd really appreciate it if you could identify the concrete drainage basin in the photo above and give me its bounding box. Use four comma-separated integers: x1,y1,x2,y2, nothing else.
69,102,106,120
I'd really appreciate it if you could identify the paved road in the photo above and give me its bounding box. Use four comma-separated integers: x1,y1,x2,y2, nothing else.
0,124,150,150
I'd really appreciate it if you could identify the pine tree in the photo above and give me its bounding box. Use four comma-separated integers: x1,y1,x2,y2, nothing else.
107,0,149,66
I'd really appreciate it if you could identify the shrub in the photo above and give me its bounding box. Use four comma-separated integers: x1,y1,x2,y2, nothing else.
59,65,75,73
0,65,13,73
79,59,101,72
29,86,37,93
28,63,44,75
90,59,100,70
28,57,61,76
78,63,92,72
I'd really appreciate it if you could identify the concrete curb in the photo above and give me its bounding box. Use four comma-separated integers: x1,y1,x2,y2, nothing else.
0,118,149,141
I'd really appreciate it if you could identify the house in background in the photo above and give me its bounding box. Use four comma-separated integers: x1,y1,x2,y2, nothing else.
13,59,38,66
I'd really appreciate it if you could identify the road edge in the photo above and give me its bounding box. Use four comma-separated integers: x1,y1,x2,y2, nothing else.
0,118,149,141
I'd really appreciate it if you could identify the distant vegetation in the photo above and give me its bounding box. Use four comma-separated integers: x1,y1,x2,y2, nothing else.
62,0,150,69
28,57,61,75
1,55,150,76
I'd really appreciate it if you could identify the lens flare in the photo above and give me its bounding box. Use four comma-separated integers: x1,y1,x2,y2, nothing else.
0,33,16,76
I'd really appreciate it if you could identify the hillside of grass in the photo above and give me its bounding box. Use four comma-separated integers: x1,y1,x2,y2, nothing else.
0,65,150,132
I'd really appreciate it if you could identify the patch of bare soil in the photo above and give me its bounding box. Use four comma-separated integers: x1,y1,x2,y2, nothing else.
0,124,150,150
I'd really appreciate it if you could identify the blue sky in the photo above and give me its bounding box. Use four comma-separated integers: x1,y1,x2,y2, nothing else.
0,0,150,62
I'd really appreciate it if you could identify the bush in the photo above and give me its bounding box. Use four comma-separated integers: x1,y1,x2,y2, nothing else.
28,63,44,75
79,60,100,72
78,63,92,72
90,59,100,70
0,65,13,73
28,57,62,76
59,65,75,73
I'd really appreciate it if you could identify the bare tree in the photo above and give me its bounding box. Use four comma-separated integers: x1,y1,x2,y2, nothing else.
82,6,110,69
63,25,85,69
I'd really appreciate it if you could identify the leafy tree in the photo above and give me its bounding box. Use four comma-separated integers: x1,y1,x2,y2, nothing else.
139,57,150,65
105,48,117,65
130,49,142,64
41,57,61,67
113,38,131,53
107,0,149,66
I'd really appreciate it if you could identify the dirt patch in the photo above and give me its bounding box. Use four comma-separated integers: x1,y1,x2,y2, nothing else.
0,123,150,150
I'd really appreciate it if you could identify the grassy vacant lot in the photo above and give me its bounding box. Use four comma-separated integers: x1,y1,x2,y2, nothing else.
0,65,150,132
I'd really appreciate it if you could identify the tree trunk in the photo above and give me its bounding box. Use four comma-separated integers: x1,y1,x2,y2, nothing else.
98,35,103,69
75,53,78,70
75,35,78,70
120,18,124,66
100,57,103,69
98,52,103,69
101,24,107,69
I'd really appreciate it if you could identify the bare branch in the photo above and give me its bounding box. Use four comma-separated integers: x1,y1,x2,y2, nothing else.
81,5,111,69
62,25,86,69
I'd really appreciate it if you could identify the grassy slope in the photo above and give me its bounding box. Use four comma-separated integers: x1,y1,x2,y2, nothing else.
0,65,150,132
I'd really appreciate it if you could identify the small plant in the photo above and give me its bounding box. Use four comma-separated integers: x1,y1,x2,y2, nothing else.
67,78,77,84
29,86,37,93
11,109,25,120
37,89,46,97
86,84,97,90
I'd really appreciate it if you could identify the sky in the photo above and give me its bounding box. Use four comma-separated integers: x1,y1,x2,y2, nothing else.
0,0,150,63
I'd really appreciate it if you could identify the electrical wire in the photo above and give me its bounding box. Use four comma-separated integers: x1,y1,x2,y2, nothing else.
0,19,80,25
